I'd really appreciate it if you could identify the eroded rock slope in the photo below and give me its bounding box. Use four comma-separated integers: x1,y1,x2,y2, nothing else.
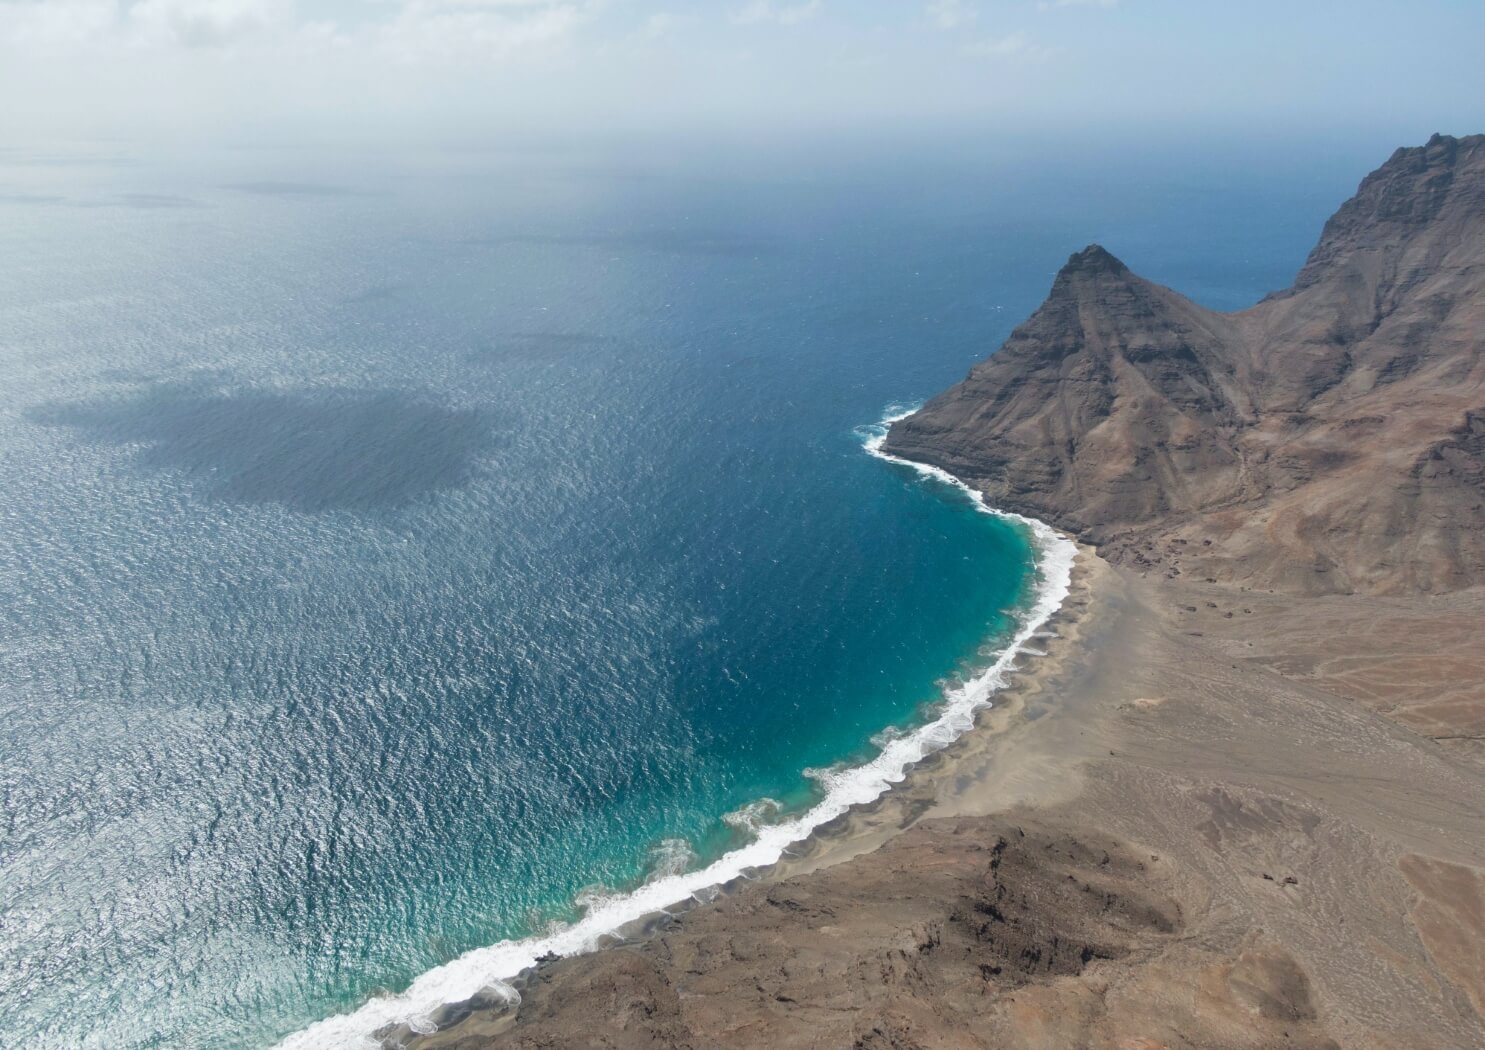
883,134,1485,595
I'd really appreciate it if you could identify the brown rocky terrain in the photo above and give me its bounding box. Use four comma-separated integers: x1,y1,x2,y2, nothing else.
883,133,1485,597
400,136,1485,1050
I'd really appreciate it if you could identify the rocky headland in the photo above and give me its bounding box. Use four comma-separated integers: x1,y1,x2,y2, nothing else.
404,135,1485,1049
884,133,1485,597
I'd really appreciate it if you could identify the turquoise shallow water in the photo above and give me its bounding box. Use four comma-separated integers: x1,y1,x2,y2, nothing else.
0,135,1371,1048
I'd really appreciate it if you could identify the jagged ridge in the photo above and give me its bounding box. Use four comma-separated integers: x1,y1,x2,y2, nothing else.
884,134,1485,595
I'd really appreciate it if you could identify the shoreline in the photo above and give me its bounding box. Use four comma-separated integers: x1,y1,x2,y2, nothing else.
278,419,1080,1050
396,137,1485,1049
417,543,1485,1049
405,533,1104,1049
760,539,1098,885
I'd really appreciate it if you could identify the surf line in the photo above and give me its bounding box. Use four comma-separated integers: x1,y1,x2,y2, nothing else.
275,405,1077,1050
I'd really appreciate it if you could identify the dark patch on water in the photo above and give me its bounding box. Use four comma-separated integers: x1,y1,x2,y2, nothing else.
116,193,198,209
344,284,402,304
4,153,137,168
222,181,362,197
68,194,201,210
468,229,769,257
508,332,607,347
464,332,615,365
31,384,499,512
0,192,64,204
503,332,611,355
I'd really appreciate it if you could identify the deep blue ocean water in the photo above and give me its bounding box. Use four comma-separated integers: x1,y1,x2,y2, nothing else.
0,133,1379,1048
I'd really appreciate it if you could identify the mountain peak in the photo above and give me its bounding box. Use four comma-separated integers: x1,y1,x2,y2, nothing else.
884,134,1485,595
1422,131,1485,156
1059,244,1128,276
1048,245,1136,301
1294,132,1485,290
1380,131,1485,176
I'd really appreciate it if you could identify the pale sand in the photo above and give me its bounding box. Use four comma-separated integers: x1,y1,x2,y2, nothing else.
412,546,1485,1048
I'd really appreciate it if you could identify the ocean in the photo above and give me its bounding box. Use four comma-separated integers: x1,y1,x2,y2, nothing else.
0,132,1373,1048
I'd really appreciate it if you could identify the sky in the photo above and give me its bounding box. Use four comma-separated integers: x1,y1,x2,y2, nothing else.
0,0,1482,143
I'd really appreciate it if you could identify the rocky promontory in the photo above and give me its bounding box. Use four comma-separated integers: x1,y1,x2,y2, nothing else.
884,133,1485,595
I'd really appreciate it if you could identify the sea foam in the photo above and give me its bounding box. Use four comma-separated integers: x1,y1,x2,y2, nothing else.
275,406,1077,1050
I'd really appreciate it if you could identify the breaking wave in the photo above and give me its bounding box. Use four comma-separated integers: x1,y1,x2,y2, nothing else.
275,405,1076,1050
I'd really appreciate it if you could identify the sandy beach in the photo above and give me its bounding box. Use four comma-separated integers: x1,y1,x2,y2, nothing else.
407,541,1485,1048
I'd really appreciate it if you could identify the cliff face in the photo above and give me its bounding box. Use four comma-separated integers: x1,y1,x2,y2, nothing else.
883,133,1485,595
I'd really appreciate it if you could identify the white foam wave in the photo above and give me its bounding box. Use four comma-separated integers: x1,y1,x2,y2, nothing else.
869,723,909,749
275,405,1077,1050
721,797,783,836
644,838,699,883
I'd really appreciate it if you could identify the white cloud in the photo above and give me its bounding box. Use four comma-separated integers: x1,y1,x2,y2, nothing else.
925,0,974,30
374,0,585,62
127,0,293,48
0,0,592,61
636,10,678,39
731,0,819,27
0,0,117,48
964,31,1051,60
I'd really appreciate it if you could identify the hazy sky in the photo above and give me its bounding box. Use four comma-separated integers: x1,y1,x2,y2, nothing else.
0,0,1481,142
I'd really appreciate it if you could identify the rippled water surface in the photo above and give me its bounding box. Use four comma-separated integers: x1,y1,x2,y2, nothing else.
0,136,1361,1047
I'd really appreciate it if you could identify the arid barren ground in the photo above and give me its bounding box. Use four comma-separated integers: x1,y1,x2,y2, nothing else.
407,136,1485,1049
410,555,1485,1049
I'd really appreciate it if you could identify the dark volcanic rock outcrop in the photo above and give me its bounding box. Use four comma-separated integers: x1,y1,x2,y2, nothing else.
413,817,1339,1050
884,133,1485,595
